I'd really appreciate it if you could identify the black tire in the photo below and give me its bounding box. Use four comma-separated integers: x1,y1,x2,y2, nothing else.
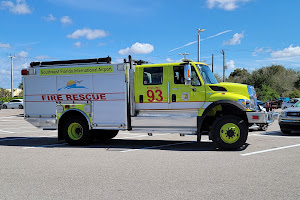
91,130,119,141
281,129,291,134
3,105,7,109
19,105,23,109
210,115,248,150
62,117,92,146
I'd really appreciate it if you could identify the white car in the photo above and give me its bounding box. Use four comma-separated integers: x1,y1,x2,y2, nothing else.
281,98,300,109
2,99,24,109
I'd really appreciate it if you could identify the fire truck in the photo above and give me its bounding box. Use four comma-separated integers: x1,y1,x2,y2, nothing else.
21,56,273,150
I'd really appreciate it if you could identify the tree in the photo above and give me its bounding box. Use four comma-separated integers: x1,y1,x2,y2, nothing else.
249,65,297,97
18,81,23,90
257,84,280,101
213,73,223,83
227,68,251,84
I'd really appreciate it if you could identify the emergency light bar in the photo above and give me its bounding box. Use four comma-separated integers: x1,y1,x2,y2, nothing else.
21,68,36,75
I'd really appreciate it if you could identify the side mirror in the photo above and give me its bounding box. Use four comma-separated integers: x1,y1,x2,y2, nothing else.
184,64,191,85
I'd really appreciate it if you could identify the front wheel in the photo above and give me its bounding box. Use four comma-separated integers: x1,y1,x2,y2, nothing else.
210,115,248,150
19,105,23,109
63,117,92,145
2,105,7,109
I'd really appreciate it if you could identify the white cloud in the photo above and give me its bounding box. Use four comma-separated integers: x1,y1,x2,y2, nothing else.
17,50,28,57
0,42,11,48
166,58,183,63
60,16,72,24
207,0,250,11
98,42,106,46
118,42,154,55
74,41,82,48
252,47,272,56
0,0,31,14
42,14,56,21
271,45,300,58
226,60,235,69
35,55,50,60
67,28,108,40
223,32,244,45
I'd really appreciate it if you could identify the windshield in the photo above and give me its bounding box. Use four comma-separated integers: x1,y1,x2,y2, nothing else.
293,101,300,107
196,64,218,84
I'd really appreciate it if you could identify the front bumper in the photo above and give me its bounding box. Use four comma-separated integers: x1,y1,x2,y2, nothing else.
246,111,275,124
279,119,300,131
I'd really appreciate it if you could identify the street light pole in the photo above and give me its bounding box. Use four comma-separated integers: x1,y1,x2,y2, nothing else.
197,28,205,62
8,55,15,98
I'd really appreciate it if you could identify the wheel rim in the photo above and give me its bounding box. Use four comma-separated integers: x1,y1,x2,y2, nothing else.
220,123,240,144
68,123,83,140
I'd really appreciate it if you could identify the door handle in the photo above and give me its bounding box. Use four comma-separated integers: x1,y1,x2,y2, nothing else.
172,94,176,102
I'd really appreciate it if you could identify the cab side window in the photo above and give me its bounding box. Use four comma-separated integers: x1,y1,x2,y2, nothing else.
173,66,184,84
173,65,201,86
143,67,163,85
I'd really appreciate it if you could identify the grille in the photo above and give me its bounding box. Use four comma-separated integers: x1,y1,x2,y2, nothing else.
287,112,300,117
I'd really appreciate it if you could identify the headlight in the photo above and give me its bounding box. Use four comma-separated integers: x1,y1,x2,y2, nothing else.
280,111,286,117
247,85,257,110
237,99,252,110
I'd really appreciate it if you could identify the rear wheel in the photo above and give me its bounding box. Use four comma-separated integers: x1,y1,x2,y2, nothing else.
19,105,23,109
2,105,7,109
63,117,92,145
91,130,119,141
211,115,248,150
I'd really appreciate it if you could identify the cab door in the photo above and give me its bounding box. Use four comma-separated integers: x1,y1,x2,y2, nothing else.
134,65,169,110
169,64,206,112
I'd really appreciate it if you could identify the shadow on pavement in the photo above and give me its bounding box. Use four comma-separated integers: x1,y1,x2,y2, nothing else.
258,131,300,137
0,137,249,152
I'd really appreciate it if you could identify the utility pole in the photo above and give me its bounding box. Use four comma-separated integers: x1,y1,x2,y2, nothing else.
8,55,15,98
222,50,225,82
179,52,190,59
212,54,214,73
197,28,205,62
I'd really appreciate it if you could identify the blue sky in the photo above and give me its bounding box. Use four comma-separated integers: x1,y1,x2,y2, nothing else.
1,0,300,89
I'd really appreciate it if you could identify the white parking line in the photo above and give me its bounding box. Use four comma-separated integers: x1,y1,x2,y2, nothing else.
251,132,300,139
0,130,15,134
0,135,56,142
121,141,196,153
241,143,300,156
23,143,68,149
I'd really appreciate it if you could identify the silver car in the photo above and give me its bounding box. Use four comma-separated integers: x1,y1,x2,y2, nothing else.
281,98,300,109
2,99,24,109
279,101,300,134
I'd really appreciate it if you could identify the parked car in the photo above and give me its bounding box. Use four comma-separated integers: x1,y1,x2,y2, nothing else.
2,99,24,109
279,101,300,134
281,98,300,109
257,100,265,107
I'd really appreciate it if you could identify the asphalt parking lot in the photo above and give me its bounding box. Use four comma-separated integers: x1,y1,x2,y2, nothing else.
0,109,299,200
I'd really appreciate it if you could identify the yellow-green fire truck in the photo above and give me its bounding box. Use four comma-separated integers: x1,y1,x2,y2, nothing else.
22,56,273,150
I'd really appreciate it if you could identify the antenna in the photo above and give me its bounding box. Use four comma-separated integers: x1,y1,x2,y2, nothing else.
179,52,190,59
